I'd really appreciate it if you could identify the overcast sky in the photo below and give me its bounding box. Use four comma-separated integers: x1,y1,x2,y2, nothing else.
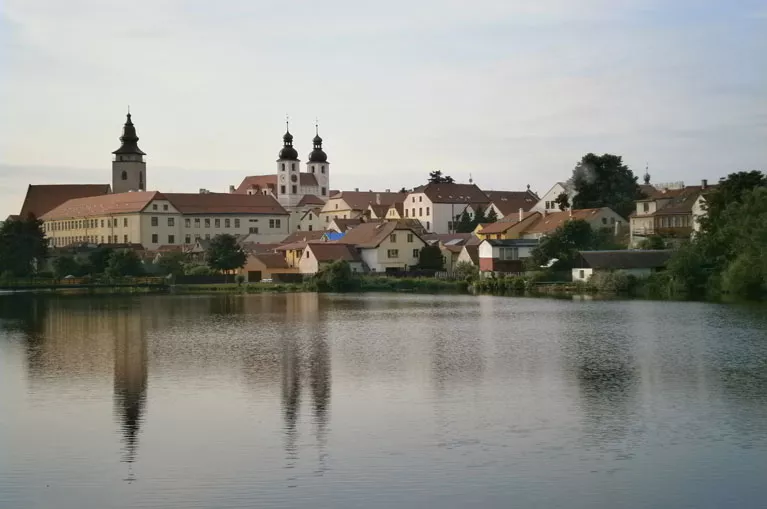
1,0,765,218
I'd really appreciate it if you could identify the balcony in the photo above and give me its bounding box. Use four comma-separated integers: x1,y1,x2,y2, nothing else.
632,226,692,238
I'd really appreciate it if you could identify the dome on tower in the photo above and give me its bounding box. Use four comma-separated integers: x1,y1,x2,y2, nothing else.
308,129,328,163
112,113,146,155
278,129,298,160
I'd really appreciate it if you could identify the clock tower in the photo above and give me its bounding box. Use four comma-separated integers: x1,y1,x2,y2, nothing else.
276,121,300,207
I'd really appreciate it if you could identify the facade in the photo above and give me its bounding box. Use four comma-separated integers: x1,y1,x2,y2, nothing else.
477,239,538,275
112,113,147,194
337,221,427,273
485,189,539,219
629,182,711,247
319,191,404,225
298,243,364,274
240,253,298,282
532,182,570,213
40,191,290,250
572,250,673,282
404,183,490,234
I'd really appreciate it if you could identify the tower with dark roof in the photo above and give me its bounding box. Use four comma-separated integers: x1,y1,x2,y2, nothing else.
277,118,301,207
306,121,329,198
112,112,147,193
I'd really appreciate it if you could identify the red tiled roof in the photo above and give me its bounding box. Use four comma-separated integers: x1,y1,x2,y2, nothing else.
413,183,490,204
524,208,617,235
241,243,281,254
480,212,539,234
297,194,325,206
162,193,288,215
251,253,291,269
41,191,161,219
234,175,277,194
330,191,405,210
280,230,329,244
335,221,424,249
306,243,362,262
330,218,366,232
300,174,318,187
484,190,539,216
19,184,111,219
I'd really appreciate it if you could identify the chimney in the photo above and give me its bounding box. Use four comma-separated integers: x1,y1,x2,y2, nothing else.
385,189,391,193
199,188,207,194
701,179,708,189
543,209,547,217
376,193,381,205
614,221,620,236
229,185,235,193
569,209,572,218
518,207,523,222
355,187,359,192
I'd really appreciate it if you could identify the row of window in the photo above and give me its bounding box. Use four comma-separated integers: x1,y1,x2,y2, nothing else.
281,163,327,174
404,207,429,218
149,217,282,229
46,217,129,232
544,201,557,210
151,203,169,211
412,195,423,203
50,234,129,246
657,215,691,228
388,233,415,243
386,249,421,259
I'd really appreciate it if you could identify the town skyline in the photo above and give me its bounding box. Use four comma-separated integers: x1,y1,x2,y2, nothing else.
2,0,765,219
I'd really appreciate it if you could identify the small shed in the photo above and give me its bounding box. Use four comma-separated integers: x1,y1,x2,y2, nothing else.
573,250,673,282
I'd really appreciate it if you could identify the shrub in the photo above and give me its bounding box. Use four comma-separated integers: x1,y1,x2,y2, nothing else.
721,252,766,300
454,261,479,281
589,271,638,294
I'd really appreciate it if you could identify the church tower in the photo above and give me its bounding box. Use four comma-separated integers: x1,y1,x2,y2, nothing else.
307,122,329,198
277,121,300,207
112,112,147,193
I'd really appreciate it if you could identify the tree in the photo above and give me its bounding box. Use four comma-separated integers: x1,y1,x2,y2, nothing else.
316,260,358,292
456,211,474,233
88,246,114,274
0,216,48,277
428,170,455,184
530,219,608,270
156,251,186,278
486,207,498,223
570,153,641,219
637,235,666,250
417,244,445,270
454,261,479,281
471,207,487,229
699,171,767,236
105,249,144,278
53,255,83,278
554,192,570,211
206,234,247,280
399,187,408,193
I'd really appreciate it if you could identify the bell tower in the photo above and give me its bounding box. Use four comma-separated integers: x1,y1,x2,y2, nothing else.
307,120,329,199
276,118,300,207
112,111,147,193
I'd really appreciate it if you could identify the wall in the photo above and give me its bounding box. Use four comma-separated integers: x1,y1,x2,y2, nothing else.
572,267,593,282
298,247,320,274
532,183,566,213
456,248,476,266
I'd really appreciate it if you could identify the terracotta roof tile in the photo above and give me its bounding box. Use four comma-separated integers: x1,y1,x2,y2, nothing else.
251,253,291,269
335,221,424,249
20,184,111,219
331,191,405,210
280,230,329,244
234,175,277,194
300,174,318,187
297,194,325,206
523,208,615,235
484,190,539,216
480,212,540,234
414,183,490,204
306,243,362,262
163,193,288,215
41,191,161,219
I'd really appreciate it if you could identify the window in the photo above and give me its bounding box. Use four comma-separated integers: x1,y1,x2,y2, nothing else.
602,217,607,225
643,202,650,213
387,249,399,259
419,196,422,202
215,218,220,228
269,219,275,228
426,221,430,231
185,235,191,244
419,208,422,216
412,208,416,217
426,207,430,215
291,163,296,171
124,235,128,243
121,218,127,227
321,187,326,196
407,233,414,242
153,204,158,210
168,217,174,227
205,218,211,228
249,227,259,234
308,225,313,231
121,171,127,181
151,216,158,227
194,233,200,240
321,165,325,174
610,217,616,224
281,163,285,171
335,204,339,209
185,218,191,227
163,204,168,211
310,166,315,174
205,234,210,240
499,247,519,260
390,234,397,242
194,218,200,227
325,216,329,223
306,250,311,259
234,219,240,228
412,249,420,258
168,235,175,244
412,197,416,203
579,270,585,279
405,209,409,217
151,233,158,243
292,185,297,194
225,218,231,228
281,185,286,194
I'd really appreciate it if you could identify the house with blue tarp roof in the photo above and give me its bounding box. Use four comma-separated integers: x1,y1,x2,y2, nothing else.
322,231,346,242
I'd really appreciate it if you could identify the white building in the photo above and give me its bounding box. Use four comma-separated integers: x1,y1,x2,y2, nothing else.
403,183,490,234
532,182,570,213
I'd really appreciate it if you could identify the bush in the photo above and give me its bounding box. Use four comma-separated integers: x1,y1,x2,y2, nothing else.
589,271,638,294
235,274,246,285
186,264,215,276
316,260,360,292
454,261,479,281
721,252,766,300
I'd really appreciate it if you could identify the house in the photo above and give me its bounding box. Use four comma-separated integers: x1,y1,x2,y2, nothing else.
572,250,674,282
40,191,291,250
532,182,571,213
336,221,427,273
276,241,312,268
484,189,539,219
328,217,367,233
18,184,112,220
421,233,480,274
298,243,364,275
478,238,539,276
520,208,626,240
319,190,404,225
629,181,712,247
457,245,479,266
404,183,490,233
240,253,299,282
475,211,540,240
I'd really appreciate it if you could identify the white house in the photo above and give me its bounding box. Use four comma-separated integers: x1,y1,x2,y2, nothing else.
477,239,538,275
532,182,570,213
298,243,364,275
572,250,674,282
337,221,427,273
403,183,490,234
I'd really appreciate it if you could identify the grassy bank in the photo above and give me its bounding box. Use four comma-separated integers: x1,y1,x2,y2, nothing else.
173,277,468,295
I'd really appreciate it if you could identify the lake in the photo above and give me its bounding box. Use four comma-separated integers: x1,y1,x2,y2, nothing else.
1,293,766,508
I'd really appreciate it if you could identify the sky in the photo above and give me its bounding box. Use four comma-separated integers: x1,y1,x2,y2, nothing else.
1,0,765,218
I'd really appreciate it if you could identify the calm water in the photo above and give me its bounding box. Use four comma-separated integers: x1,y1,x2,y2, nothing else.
1,293,766,508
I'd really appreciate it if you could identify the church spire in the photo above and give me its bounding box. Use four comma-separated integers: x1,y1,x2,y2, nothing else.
308,120,328,163
278,115,298,161
644,163,651,185
113,111,146,156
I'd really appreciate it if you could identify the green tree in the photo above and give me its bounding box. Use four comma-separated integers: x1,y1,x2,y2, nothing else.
105,249,144,278
316,260,358,292
53,255,83,278
530,219,606,270
88,246,114,274
186,264,215,276
417,244,445,270
156,251,186,278
486,207,498,223
554,192,570,211
570,153,641,219
206,234,247,280
637,235,666,250
456,211,474,233
454,260,478,281
428,170,455,184
701,171,766,233
0,216,48,277
471,206,487,229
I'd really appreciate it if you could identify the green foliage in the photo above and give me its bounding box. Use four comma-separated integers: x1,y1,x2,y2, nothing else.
454,261,478,281
472,275,527,295
456,211,473,233
554,192,570,211
637,235,666,250
316,260,359,292
186,264,215,276
156,251,186,278
665,242,709,297
472,207,487,229
235,274,246,285
530,219,609,271
721,252,766,300
589,271,639,294
570,153,641,219
53,255,84,278
428,170,455,184
417,245,444,270
206,234,247,274
486,207,498,223
88,247,114,274
105,250,144,278
0,216,48,277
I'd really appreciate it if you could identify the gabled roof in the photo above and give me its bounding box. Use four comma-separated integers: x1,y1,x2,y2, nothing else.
41,191,161,219
330,191,405,211
413,183,490,204
421,232,474,245
484,190,539,216
653,186,707,215
20,184,111,219
280,230,329,244
461,245,479,265
241,243,281,254
367,204,390,218
329,218,367,232
481,238,539,248
577,250,673,269
234,175,277,194
162,193,289,215
300,173,319,187
336,221,424,249
251,253,291,269
306,243,362,262
479,212,540,235
297,194,325,206
524,208,620,235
